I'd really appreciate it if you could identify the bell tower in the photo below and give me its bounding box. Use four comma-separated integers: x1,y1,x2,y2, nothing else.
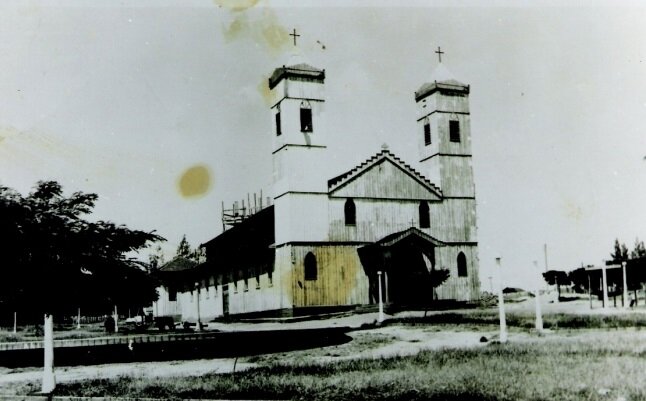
269,54,327,196
268,34,329,246
415,56,474,200
414,49,479,301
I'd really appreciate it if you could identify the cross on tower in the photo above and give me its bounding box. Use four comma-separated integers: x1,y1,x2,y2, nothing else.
435,46,444,63
289,28,300,46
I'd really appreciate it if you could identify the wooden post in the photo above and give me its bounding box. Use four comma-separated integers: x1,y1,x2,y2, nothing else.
601,265,608,309
496,257,507,343
42,313,56,393
113,305,118,333
377,271,384,323
588,274,592,310
13,312,17,334
622,261,628,309
533,261,543,333
384,271,389,304
195,282,202,331
77,308,81,330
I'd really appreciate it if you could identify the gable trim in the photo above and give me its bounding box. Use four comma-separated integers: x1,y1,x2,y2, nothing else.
328,150,442,198
375,227,448,248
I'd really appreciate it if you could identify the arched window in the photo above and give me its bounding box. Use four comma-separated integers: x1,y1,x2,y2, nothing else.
344,198,356,226
419,201,430,228
457,252,468,277
304,252,317,281
300,101,313,132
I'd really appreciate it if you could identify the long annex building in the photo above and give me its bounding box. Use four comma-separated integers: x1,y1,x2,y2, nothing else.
153,53,480,321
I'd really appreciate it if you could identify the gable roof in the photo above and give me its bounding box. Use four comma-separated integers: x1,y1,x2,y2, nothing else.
159,257,197,273
327,149,442,198
376,227,447,247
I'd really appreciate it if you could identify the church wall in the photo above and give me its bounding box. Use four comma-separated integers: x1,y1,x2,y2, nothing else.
434,245,480,301
426,156,475,198
429,198,477,243
269,79,324,109
417,90,470,120
289,245,369,307
435,113,471,156
328,197,438,243
272,99,327,149
330,160,441,201
274,193,329,245
273,146,331,195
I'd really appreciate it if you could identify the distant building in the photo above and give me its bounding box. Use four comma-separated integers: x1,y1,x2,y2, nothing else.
153,52,480,321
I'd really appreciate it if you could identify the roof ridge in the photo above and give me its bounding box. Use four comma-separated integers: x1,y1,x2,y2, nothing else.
328,149,442,195
382,151,442,194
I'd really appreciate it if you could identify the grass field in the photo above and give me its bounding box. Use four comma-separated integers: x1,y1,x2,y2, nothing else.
391,309,646,330
4,302,646,400
0,324,105,343
47,328,646,401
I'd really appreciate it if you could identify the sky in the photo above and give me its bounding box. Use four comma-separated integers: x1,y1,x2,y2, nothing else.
0,1,645,290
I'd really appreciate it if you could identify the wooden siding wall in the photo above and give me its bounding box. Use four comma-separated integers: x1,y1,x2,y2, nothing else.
428,199,477,243
156,256,294,321
417,90,470,120
330,160,441,201
417,91,470,166
434,245,480,301
288,245,370,307
328,197,437,243
427,155,475,198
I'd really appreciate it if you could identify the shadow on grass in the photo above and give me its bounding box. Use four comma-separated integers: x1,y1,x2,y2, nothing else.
0,327,352,368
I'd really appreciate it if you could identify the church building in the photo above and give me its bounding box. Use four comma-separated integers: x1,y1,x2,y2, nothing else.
153,48,480,321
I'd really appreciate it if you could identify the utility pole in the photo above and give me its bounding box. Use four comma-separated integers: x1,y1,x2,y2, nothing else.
533,261,543,333
496,257,507,343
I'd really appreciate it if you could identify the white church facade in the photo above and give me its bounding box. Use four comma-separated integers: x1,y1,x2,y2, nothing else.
153,53,480,321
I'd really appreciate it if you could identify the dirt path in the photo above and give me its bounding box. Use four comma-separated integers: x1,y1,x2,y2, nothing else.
0,317,493,395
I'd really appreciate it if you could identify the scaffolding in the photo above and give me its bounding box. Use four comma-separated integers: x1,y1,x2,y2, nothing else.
221,190,272,231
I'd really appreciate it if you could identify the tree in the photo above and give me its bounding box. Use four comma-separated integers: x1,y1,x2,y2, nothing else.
631,238,646,259
430,268,450,291
176,235,192,259
543,270,570,299
610,239,629,262
568,267,589,294
0,181,165,319
167,234,206,265
148,244,166,272
191,246,207,264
